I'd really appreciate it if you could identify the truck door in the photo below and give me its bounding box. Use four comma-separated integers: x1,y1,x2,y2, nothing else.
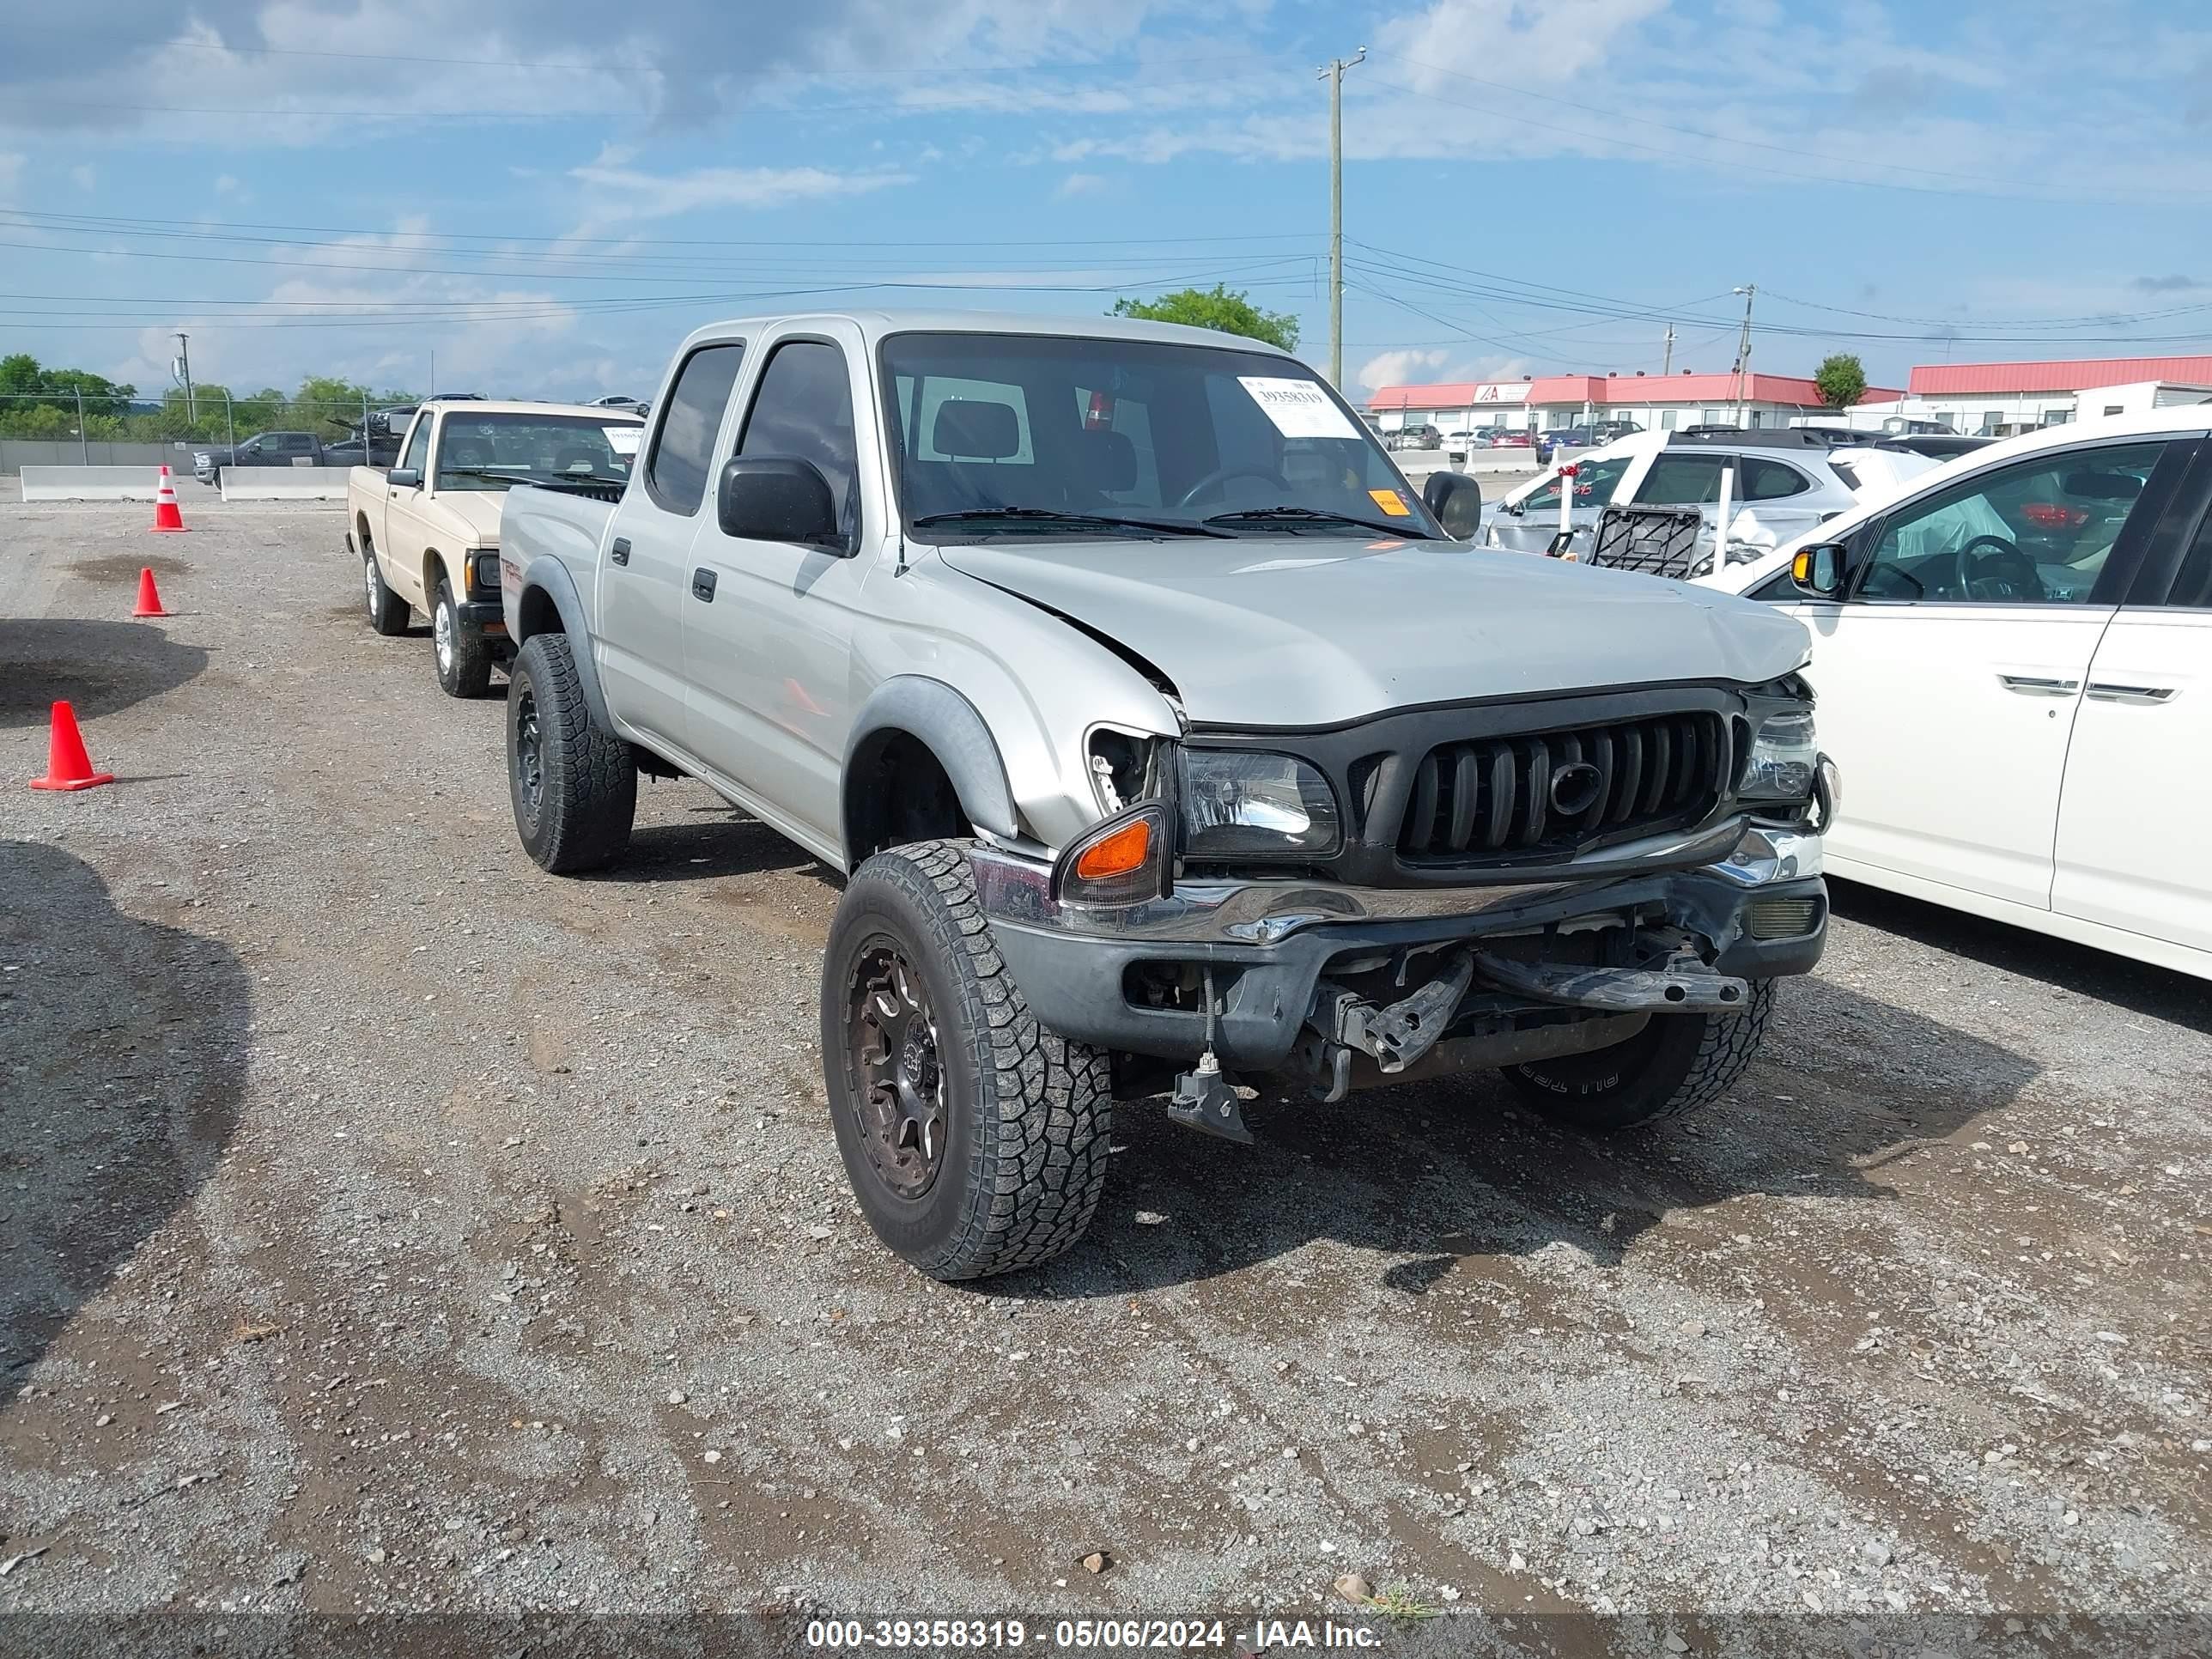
599,341,746,751
382,412,440,609
682,326,873,851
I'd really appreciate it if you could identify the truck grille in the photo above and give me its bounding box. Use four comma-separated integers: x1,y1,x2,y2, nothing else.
1396,711,1734,862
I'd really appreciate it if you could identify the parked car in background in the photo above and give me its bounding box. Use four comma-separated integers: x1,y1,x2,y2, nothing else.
1701,410,2212,980
495,307,1832,1281
1592,419,1644,443
324,430,401,470
1485,428,1936,561
1487,428,1533,448
588,394,648,413
191,429,329,483
345,399,645,697
1387,423,1441,452
1536,427,1595,463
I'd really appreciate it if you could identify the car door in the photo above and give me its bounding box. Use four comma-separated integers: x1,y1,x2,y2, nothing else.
683,326,875,853
598,340,746,750
1487,451,1637,556
1784,437,2181,909
2051,441,2212,963
381,412,440,609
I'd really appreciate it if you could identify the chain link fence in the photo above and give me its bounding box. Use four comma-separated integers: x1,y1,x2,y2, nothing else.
0,392,420,474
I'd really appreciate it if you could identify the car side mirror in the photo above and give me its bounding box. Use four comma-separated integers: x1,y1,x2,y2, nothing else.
717,456,842,549
1420,471,1485,540
388,467,422,489
1790,542,1846,598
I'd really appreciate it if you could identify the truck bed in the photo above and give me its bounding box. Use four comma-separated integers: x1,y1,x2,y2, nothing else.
499,482,618,633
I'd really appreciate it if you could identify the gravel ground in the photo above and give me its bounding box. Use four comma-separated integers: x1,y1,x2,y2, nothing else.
2,501,2207,1653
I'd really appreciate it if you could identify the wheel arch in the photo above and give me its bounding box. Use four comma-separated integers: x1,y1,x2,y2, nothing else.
513,555,615,729
842,678,1018,870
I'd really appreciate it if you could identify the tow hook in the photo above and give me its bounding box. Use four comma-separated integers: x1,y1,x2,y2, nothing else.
1301,950,1477,1103
1474,949,1749,1012
1167,965,1254,1145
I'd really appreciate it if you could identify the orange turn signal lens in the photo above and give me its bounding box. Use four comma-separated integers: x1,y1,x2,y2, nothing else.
1791,550,1812,583
1073,816,1152,881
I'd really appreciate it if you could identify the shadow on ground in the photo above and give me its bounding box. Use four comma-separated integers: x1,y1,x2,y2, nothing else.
0,842,249,1410
1004,963,2036,1302
0,618,210,729
1828,875,2211,1034
607,811,839,888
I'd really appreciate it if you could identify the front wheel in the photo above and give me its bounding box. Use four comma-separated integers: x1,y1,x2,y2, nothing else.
432,577,493,698
507,632,635,873
823,840,1113,1281
1501,980,1777,1131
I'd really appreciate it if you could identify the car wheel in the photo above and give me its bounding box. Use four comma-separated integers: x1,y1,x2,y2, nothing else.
1499,980,1776,1130
823,839,1113,1281
362,536,410,635
507,632,635,873
432,576,493,698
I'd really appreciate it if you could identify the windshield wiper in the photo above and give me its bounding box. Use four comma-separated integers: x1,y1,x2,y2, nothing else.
913,506,1231,538
1202,506,1432,538
439,465,540,483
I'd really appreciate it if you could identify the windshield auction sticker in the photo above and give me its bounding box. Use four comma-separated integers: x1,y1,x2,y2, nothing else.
604,426,642,456
1237,376,1360,440
1368,488,1413,516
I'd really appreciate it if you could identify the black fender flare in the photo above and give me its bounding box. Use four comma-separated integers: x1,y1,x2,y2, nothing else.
843,678,1019,850
513,556,615,730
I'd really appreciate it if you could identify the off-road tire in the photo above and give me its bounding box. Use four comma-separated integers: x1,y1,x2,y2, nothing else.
507,631,635,874
432,576,493,698
1501,979,1778,1131
362,535,410,635
823,840,1113,1281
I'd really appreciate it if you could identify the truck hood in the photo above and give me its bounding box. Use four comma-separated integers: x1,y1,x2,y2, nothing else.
934,537,1811,728
430,491,507,544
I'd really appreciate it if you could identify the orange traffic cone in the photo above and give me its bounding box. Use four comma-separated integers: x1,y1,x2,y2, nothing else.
133,567,170,617
28,702,116,793
149,465,187,532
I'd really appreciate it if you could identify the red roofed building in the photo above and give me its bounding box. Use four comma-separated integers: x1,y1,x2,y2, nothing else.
1364,368,1901,438
1899,356,2212,436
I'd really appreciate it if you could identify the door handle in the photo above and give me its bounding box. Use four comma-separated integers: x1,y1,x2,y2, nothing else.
610,537,630,567
2084,683,2177,704
690,568,717,602
1996,674,2080,697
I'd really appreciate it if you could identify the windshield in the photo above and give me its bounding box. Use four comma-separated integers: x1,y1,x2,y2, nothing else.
434,412,642,491
879,331,1440,539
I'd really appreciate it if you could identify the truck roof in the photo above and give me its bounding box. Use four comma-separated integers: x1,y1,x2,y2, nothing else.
664,307,1304,359
419,398,646,420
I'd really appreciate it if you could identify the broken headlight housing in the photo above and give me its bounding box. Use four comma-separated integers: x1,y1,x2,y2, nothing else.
1179,748,1342,860
1740,707,1819,804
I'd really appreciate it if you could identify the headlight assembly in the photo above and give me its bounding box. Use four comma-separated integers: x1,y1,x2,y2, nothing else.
1179,749,1341,860
1741,708,1818,802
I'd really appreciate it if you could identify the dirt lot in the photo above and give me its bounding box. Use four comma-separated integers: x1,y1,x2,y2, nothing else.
2,501,2207,1650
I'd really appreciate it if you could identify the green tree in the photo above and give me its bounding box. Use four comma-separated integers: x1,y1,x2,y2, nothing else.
1109,284,1301,351
1814,352,1868,410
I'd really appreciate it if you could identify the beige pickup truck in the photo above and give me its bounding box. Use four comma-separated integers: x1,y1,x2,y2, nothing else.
346,399,644,696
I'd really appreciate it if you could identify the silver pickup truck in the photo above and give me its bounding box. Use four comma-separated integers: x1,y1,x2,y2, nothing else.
498,309,1835,1281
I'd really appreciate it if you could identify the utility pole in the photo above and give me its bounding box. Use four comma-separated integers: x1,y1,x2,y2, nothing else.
1729,285,1756,428
1661,323,1674,377
1319,46,1364,388
173,331,194,422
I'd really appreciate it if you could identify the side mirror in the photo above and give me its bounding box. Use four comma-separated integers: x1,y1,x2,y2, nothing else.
1790,542,1846,598
1420,470,1485,540
388,467,422,489
717,456,842,549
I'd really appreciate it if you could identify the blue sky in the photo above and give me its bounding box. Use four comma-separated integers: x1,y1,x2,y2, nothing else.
6,0,2212,402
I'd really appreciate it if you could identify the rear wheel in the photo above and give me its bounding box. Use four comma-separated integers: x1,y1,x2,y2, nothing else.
1500,980,1777,1130
823,840,1112,1281
507,632,635,873
433,576,493,698
362,536,410,635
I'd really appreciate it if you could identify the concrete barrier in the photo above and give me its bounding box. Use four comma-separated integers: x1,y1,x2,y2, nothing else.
19,465,169,501
220,465,349,502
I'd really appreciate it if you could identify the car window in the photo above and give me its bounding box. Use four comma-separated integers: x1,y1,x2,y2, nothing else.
1632,453,1726,504
2164,507,2212,608
1518,454,1632,513
646,343,744,515
1857,441,2167,605
1740,458,1811,501
738,339,860,538
399,418,430,476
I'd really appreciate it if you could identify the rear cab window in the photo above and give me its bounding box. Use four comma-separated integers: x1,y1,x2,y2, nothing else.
644,342,746,515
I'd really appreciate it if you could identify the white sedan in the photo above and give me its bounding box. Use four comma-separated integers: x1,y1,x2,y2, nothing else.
1700,410,2212,980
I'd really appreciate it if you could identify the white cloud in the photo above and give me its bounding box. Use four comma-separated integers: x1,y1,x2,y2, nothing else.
0,151,22,202
1374,0,1670,88
1356,348,1446,392
565,159,912,225
1054,172,1109,198
214,173,241,194
69,163,96,191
